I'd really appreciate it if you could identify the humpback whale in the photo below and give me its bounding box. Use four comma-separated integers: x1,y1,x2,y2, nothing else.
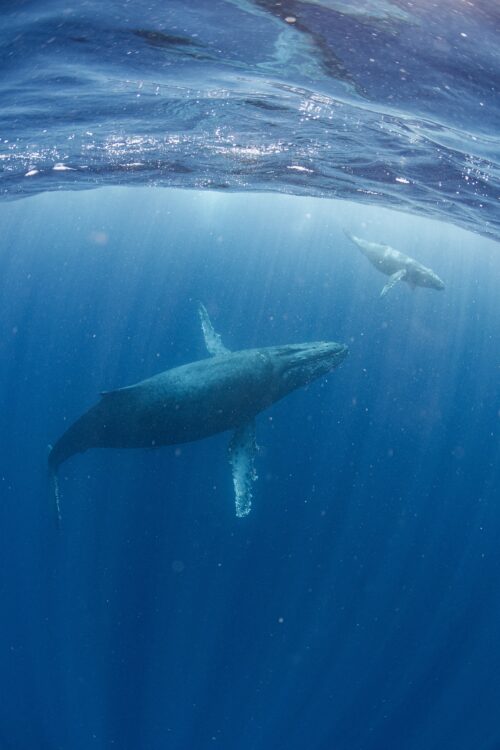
48,305,347,519
345,232,445,297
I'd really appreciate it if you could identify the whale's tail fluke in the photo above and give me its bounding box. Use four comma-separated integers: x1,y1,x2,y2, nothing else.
343,229,368,254
48,445,62,526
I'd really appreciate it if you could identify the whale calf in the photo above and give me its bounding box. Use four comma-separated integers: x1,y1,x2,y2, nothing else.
345,231,445,297
49,305,347,519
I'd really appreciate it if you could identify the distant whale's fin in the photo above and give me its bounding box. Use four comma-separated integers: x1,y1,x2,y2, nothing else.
198,303,231,357
381,269,406,297
228,420,258,517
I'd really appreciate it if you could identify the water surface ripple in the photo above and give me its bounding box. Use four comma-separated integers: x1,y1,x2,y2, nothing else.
1,0,499,240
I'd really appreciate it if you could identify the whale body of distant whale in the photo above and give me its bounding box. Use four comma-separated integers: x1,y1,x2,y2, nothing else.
345,232,445,297
48,304,347,519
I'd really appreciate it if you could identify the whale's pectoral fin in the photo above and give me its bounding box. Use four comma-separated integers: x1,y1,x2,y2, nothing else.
198,303,231,356
380,269,406,297
228,420,258,517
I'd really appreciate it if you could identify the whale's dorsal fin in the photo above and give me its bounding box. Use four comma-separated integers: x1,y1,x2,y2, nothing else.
198,302,230,356
229,420,258,517
380,269,406,298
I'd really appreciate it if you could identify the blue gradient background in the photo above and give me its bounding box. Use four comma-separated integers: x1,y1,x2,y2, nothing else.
0,188,499,749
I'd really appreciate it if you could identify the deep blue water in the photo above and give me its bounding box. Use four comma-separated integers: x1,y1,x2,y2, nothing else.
1,189,499,749
1,2,500,749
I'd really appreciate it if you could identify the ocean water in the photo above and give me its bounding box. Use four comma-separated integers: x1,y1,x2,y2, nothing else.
1,3,500,750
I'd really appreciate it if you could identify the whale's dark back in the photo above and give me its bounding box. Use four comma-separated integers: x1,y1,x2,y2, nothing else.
48,349,277,472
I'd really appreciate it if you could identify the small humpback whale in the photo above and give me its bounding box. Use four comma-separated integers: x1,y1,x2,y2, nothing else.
345,231,445,297
48,305,347,520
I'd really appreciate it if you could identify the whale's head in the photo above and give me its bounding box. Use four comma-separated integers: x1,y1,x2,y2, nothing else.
270,341,348,397
414,265,445,290
429,271,445,291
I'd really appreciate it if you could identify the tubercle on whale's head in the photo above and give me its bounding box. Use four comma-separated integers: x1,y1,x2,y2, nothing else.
270,341,348,395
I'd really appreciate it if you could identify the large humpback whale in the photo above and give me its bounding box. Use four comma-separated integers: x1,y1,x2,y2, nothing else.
345,232,445,297
48,305,347,519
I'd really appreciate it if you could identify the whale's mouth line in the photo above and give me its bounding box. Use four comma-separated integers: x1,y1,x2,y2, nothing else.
283,343,348,365
276,341,346,354
279,343,348,384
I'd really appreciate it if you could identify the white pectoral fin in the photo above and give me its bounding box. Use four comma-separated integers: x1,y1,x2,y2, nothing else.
380,269,406,297
198,302,231,356
228,420,258,517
